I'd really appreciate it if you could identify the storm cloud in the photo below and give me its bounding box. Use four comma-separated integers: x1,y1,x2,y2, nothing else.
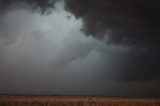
0,0,160,96
64,0,160,81
0,1,130,96
65,0,160,44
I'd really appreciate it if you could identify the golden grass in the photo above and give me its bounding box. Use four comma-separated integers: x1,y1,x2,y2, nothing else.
0,95,160,106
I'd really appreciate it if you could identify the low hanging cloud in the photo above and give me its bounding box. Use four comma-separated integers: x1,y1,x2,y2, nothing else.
64,0,160,81
0,0,160,83
0,0,160,96
0,1,135,95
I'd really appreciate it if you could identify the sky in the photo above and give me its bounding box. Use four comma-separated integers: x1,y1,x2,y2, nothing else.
0,0,160,97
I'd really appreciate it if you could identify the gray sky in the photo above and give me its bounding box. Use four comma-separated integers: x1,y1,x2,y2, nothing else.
0,1,160,97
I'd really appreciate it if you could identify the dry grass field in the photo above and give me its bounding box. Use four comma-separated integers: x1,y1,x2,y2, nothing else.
0,95,160,106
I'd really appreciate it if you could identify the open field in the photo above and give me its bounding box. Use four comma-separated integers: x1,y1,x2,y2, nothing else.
0,95,160,106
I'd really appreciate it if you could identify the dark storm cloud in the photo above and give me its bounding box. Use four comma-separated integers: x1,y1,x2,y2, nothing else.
0,0,160,82
0,0,160,96
65,0,160,45
64,0,160,81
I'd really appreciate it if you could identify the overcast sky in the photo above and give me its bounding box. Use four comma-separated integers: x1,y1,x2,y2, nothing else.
0,0,160,97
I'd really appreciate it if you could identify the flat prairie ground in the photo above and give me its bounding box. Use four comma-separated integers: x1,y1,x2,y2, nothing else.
0,95,160,106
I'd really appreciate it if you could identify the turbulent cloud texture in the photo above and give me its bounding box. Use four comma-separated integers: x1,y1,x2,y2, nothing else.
0,1,128,95
0,0,160,96
64,0,160,81
65,0,160,44
0,0,160,81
